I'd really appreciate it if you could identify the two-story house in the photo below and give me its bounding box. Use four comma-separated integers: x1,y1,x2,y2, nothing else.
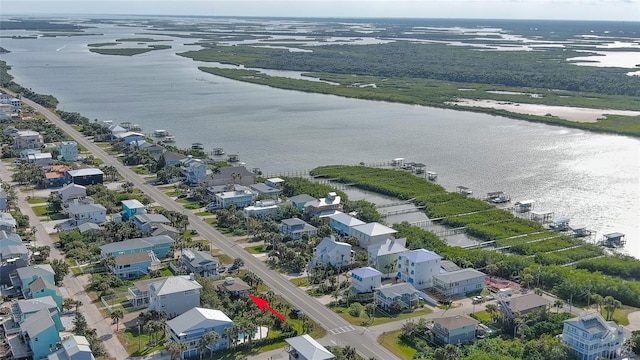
65,168,104,186
243,200,279,219
432,268,486,297
279,218,317,240
309,236,352,269
181,249,220,278
121,199,146,220
432,315,479,345
397,249,442,289
562,311,624,360
45,165,72,188
12,264,56,298
288,194,316,212
181,157,208,185
28,277,63,310
100,235,174,259
249,182,281,201
47,335,95,360
67,203,106,226
351,267,382,294
214,277,252,297
329,212,365,236
214,188,254,209
56,183,87,202
111,251,159,279
285,334,335,360
148,274,202,318
375,283,421,312
351,222,397,248
500,293,552,319
303,192,341,218
19,308,61,360
13,130,43,150
58,141,79,161
208,166,256,187
166,307,233,359
133,213,171,234
12,296,64,331
368,238,408,277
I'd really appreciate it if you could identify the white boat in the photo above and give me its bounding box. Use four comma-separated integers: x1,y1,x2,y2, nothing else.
192,143,204,150
130,124,142,131
213,148,225,156
154,129,169,137
162,135,176,143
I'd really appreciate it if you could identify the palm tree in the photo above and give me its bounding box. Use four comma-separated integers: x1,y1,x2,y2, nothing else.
343,346,357,360
224,326,237,349
63,298,75,312
554,299,564,313
197,337,208,360
485,303,499,323
111,309,124,331
202,331,220,359
165,340,187,360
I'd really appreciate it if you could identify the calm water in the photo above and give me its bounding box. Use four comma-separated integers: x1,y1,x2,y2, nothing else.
1,22,638,257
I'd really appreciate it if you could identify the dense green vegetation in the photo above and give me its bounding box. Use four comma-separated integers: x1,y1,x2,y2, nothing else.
1,60,58,108
576,255,640,281
89,45,171,56
115,37,171,42
0,19,87,31
87,42,118,47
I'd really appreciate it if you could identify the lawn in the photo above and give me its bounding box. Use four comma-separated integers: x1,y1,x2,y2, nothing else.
116,328,165,356
471,310,492,323
290,277,310,287
332,305,433,326
27,197,47,204
130,166,149,175
378,329,418,360
212,250,233,265
32,205,49,216
183,203,201,210
602,305,638,326
246,245,267,254
194,211,212,216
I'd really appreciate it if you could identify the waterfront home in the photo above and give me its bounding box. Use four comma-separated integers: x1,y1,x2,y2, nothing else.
243,200,279,218
208,165,256,186
45,165,72,188
213,277,251,296
13,130,43,150
65,168,104,186
0,92,21,111
500,293,552,319
18,308,61,360
111,251,159,279
367,237,407,277
148,274,202,318
288,194,316,212
432,268,486,297
28,277,63,310
115,131,144,144
329,211,365,236
77,222,101,234
58,141,78,161
99,235,174,259
279,218,317,240
181,249,220,278
350,222,397,248
13,296,64,331
304,192,341,217
309,235,352,269
285,334,335,360
133,213,171,234
351,266,382,294
121,199,146,220
67,203,106,226
128,139,151,150
397,249,441,289
145,144,165,157
213,187,254,209
562,311,624,360
157,150,189,166
12,264,55,297
166,307,233,359
48,335,95,360
108,124,127,138
151,223,180,240
56,183,87,202
181,157,208,185
432,315,479,345
375,283,421,312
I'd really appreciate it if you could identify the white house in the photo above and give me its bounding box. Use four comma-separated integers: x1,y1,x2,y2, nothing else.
433,268,486,297
13,130,43,150
285,334,335,360
148,274,202,319
181,157,208,185
243,201,278,218
48,335,95,360
351,267,382,294
26,151,52,166
368,237,407,277
166,307,233,359
67,203,107,226
58,141,79,161
397,249,442,289
562,311,624,360
309,236,352,269
329,211,365,236
350,222,397,248
304,192,341,217
56,183,87,202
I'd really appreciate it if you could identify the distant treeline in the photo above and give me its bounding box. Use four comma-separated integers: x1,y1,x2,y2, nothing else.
0,19,87,31
0,61,58,108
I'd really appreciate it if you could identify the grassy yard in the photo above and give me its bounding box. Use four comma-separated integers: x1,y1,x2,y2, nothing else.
27,197,47,204
116,328,165,356
332,305,432,327
183,203,202,210
602,305,638,326
471,310,492,323
130,166,149,175
245,245,267,254
212,249,233,265
378,329,418,360
290,277,310,287
194,211,212,216
32,205,49,216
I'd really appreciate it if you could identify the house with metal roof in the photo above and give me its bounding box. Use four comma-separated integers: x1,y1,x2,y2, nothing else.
58,141,79,162
249,182,281,200
433,268,486,297
243,200,279,219
351,267,382,294
213,187,255,209
13,130,43,150
121,199,146,220
115,131,144,144
133,213,171,234
48,335,95,360
166,307,233,359
288,194,316,212
309,236,352,270
500,293,552,319
56,183,87,202
367,237,407,277
12,264,55,297
151,223,180,240
110,251,159,279
65,168,104,186
148,274,202,318
351,222,397,248
29,277,63,310
12,296,64,331
397,249,442,289
208,165,256,187
180,249,220,278
432,315,479,345
18,308,61,360
99,235,174,259
375,283,422,312
77,222,100,234
329,211,365,236
67,203,106,226
285,334,335,360
0,242,28,263
562,311,624,360
304,192,342,218
280,218,317,240
0,212,18,233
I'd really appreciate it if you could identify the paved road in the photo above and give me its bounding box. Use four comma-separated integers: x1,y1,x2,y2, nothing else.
18,95,400,360
0,160,129,360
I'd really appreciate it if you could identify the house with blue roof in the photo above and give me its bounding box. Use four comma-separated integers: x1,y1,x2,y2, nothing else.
329,211,365,236
99,235,174,259
397,249,442,289
351,267,382,294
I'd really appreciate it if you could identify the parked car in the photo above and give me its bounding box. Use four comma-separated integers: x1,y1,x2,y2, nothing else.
227,265,238,272
218,266,227,274
472,296,484,304
190,228,198,235
177,193,188,199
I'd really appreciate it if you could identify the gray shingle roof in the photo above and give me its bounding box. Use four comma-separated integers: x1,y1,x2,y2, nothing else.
77,223,100,234
21,308,55,338
377,283,419,298
16,264,55,280
99,235,174,255
368,238,407,256
433,315,479,330
28,277,58,294
150,276,202,296
114,252,151,266
433,268,485,284
182,249,219,268
18,296,58,315
507,293,553,313
166,307,232,336
47,335,95,360
134,213,170,224
289,194,316,204
67,203,106,215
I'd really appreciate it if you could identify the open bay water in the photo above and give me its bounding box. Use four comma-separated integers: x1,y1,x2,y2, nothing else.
1,22,638,258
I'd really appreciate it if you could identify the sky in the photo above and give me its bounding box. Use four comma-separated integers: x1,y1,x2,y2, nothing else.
1,0,639,21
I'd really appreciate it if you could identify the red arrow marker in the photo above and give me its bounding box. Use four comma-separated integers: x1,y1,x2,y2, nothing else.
248,294,287,321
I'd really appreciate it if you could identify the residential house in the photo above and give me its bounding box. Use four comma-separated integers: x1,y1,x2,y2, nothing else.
108,124,127,138
304,192,341,218
128,139,151,150
133,213,171,234
121,199,146,220
181,157,208,185
432,315,479,345
148,274,202,318
351,267,382,294
67,203,106,226
214,187,254,209
397,249,442,289
562,311,624,360
368,238,408,277
115,131,144,144
58,141,79,161
288,194,316,212
151,223,180,240
500,293,552,319
166,307,233,359
329,211,365,236
208,166,256,186
145,144,165,157
77,222,101,234
111,251,158,279
56,183,87,202
351,222,398,248
12,296,64,331
0,242,28,263
265,177,285,188
243,200,278,218
158,151,188,166
375,283,421,312
279,218,317,240
12,264,56,298
48,335,95,360
214,277,251,296
99,235,174,259
19,308,61,360
309,236,352,269
26,151,53,166
65,168,104,186
0,92,21,111
0,213,18,232
0,189,6,210
128,277,160,308
181,249,219,278
432,268,486,297
45,165,72,188
13,130,43,150
249,182,281,200
285,334,335,360
29,277,63,310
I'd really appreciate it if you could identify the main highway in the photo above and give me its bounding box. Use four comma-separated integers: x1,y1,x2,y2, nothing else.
19,94,400,360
